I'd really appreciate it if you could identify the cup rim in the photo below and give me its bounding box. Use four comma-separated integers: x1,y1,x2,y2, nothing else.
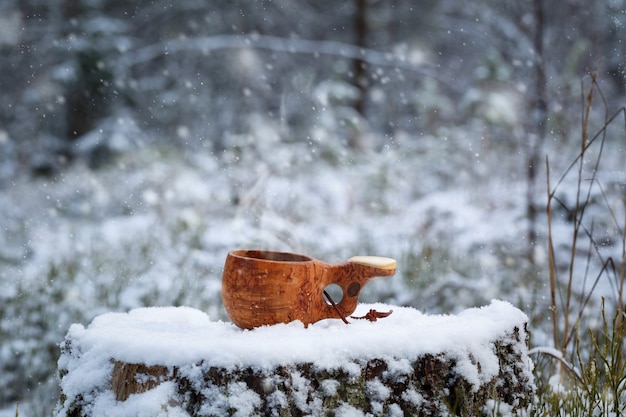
229,249,314,263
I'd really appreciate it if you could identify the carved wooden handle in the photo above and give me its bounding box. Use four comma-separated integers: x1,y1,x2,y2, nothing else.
323,256,397,321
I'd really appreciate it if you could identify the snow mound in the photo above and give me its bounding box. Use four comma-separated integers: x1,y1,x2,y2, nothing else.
55,300,533,416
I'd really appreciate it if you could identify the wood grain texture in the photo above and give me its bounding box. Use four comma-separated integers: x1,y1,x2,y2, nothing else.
221,250,396,329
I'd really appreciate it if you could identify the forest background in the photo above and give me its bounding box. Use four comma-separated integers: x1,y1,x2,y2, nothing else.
1,0,626,414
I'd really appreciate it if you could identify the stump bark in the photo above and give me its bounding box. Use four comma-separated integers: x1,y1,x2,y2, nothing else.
55,302,534,416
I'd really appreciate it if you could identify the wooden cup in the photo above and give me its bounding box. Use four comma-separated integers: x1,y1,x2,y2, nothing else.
221,249,396,329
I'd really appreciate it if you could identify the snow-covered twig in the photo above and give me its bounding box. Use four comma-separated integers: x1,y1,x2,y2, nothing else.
529,346,583,384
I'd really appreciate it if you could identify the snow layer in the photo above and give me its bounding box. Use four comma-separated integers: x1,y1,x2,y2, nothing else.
56,300,532,416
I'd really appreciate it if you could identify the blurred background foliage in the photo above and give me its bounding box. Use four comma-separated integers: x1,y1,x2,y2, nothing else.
1,0,626,414
1,0,624,178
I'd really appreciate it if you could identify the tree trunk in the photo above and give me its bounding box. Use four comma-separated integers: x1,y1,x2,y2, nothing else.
526,0,548,259
55,302,534,416
349,0,368,150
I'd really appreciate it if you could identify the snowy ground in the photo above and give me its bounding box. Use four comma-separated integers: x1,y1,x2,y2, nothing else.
1,120,625,413
55,301,532,416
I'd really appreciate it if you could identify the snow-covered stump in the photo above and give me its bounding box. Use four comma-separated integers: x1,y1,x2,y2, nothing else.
55,301,534,416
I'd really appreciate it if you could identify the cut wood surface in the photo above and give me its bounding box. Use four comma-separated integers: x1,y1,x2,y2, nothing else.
347,255,397,269
55,301,535,416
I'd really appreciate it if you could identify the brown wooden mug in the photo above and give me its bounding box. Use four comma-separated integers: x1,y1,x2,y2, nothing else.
221,249,396,329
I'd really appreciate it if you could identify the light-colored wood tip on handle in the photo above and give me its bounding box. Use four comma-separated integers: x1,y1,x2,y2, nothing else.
347,256,396,270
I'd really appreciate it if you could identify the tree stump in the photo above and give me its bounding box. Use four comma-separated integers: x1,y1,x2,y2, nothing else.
55,301,534,416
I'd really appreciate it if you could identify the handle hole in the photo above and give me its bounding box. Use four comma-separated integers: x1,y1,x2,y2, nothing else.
323,283,343,305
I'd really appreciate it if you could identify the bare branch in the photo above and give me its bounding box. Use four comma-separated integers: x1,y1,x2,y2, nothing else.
116,33,443,80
